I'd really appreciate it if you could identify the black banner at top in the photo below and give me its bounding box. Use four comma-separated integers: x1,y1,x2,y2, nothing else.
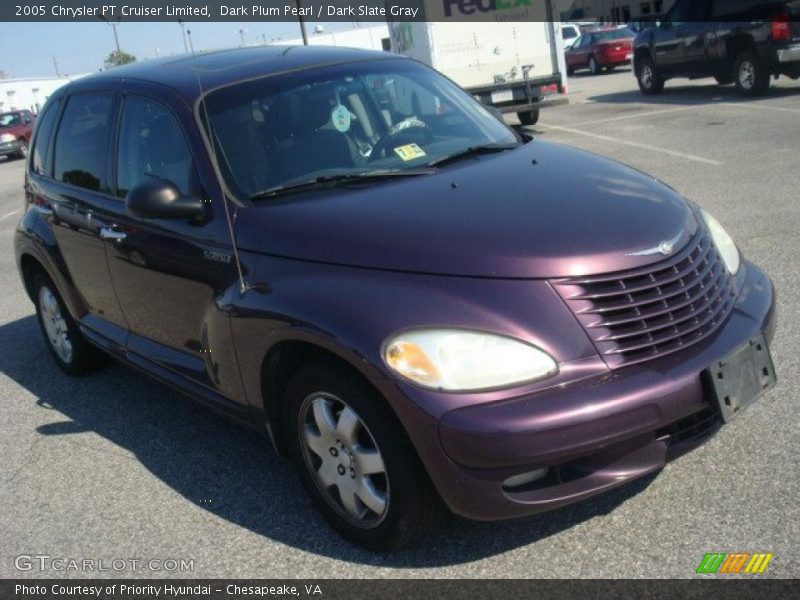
5,1,800,23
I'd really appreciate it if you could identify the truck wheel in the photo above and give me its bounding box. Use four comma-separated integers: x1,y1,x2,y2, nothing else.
285,364,442,551
518,109,540,126
589,56,601,75
14,141,28,160
32,272,106,375
735,51,770,96
636,55,664,95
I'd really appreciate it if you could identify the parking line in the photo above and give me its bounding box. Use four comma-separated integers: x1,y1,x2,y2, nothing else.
720,101,800,115
539,124,723,166
0,209,20,222
566,105,707,127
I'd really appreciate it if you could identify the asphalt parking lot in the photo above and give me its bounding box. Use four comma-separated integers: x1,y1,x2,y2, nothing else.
1,68,799,579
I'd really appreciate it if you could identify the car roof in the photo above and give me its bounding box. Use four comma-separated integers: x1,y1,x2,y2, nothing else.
66,45,400,104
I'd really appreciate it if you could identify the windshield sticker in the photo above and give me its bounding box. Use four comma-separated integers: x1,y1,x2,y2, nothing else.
393,143,426,161
330,105,351,133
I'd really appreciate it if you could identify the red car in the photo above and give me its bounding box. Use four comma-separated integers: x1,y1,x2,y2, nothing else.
566,28,636,75
0,109,35,160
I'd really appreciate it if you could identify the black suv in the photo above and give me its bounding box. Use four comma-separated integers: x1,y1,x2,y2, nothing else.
634,0,800,96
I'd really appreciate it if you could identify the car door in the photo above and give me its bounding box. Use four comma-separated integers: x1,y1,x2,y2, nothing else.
570,34,593,69
682,0,713,74
652,0,692,74
44,91,129,347
100,89,245,405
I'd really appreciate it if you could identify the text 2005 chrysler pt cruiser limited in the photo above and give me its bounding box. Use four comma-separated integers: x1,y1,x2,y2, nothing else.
16,47,776,550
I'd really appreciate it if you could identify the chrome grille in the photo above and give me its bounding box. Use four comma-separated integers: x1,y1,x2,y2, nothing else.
553,233,736,368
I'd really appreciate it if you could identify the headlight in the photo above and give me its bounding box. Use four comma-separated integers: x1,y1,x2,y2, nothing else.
383,329,557,391
701,209,740,274
0,134,17,143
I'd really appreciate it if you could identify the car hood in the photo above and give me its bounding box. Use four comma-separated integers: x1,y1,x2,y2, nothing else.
240,140,699,278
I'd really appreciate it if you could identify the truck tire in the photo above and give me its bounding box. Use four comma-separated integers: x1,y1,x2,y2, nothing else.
518,109,540,126
735,51,770,96
636,55,664,95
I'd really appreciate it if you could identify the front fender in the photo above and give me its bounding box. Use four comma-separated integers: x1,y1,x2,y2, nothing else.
229,254,599,445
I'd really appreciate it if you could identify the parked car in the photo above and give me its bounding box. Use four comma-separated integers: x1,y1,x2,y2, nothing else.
634,0,800,96
0,109,35,160
16,46,776,551
566,28,637,75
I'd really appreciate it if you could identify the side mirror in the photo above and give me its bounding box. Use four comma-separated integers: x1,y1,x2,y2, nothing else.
125,178,205,220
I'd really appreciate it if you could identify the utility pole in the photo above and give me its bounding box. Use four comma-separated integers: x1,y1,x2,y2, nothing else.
238,28,246,47
187,29,196,55
99,16,121,54
52,55,61,77
296,0,308,45
178,20,188,53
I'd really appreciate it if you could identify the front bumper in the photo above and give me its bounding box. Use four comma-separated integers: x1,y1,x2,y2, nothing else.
0,139,23,157
409,262,776,521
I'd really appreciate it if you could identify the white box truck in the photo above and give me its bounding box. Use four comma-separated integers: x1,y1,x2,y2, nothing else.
389,4,569,125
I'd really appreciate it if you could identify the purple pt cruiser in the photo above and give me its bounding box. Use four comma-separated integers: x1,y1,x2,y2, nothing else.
15,46,776,550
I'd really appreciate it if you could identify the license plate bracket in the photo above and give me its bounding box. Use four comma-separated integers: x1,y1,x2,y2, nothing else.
708,333,776,423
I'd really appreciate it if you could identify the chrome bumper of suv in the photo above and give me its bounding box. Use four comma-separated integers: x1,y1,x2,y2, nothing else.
777,44,800,63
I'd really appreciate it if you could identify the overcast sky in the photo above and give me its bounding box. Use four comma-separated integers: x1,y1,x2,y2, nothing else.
0,21,360,78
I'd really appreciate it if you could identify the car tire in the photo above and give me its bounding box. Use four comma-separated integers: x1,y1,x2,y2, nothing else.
636,55,665,95
517,109,540,126
285,363,442,551
735,51,770,97
14,141,28,160
589,56,601,75
567,65,575,76
32,272,106,375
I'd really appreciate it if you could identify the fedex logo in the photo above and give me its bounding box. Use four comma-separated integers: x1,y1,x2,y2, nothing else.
443,0,532,17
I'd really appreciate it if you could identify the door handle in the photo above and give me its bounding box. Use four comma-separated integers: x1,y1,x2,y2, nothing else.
99,226,127,241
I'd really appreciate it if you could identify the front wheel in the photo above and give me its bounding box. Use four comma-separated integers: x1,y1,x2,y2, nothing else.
285,364,442,551
517,109,540,126
636,55,665,95
14,141,28,160
735,51,770,96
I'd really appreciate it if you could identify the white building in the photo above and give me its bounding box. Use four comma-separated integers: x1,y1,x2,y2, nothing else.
269,25,390,52
0,76,85,114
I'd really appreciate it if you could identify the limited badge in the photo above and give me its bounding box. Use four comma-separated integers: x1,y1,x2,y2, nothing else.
393,143,426,161
330,105,351,133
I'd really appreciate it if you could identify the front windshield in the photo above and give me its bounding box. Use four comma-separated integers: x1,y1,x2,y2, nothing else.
202,58,519,200
0,113,22,128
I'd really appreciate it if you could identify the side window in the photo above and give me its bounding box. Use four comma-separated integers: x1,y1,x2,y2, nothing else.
116,96,194,198
30,100,60,176
53,94,113,192
665,0,691,23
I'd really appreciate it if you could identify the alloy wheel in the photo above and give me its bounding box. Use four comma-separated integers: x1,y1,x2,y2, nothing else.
39,286,73,364
298,392,389,527
739,60,755,90
641,64,653,88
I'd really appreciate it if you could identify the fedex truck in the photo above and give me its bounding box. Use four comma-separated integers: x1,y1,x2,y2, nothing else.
389,1,570,125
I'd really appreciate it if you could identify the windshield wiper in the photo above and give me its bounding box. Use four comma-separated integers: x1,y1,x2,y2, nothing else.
426,143,520,168
250,168,435,201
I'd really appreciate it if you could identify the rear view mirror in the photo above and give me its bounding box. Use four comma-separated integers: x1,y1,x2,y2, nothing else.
125,178,205,220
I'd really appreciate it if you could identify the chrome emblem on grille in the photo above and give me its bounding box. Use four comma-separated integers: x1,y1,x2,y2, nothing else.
627,231,683,257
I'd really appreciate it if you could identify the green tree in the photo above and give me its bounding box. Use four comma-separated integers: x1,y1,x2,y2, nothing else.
104,50,136,69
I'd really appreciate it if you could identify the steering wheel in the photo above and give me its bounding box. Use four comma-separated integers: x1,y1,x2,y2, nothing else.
368,116,434,162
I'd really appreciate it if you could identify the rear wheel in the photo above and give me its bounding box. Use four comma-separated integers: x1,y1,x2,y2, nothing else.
636,55,665,95
32,273,106,375
517,109,540,126
735,51,770,96
285,364,442,551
